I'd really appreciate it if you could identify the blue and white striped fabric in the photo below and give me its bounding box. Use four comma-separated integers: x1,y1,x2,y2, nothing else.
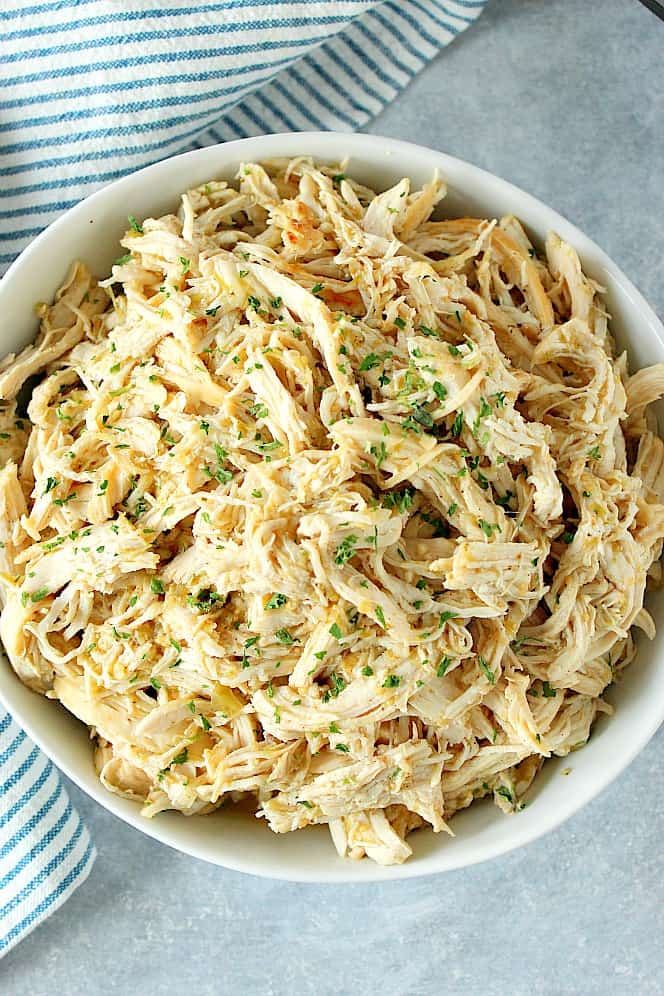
0,0,486,955
0,713,95,955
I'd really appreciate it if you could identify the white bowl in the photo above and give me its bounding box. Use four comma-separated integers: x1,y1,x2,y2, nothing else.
1,131,663,882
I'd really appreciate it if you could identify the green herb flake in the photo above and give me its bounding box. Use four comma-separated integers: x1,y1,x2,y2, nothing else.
437,656,452,678
334,534,358,566
478,518,500,538
359,353,381,372
478,655,495,685
370,442,388,469
266,592,288,610
451,410,464,437
438,611,459,627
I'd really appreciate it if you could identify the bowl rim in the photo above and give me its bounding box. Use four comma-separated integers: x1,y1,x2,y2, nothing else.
1,129,663,882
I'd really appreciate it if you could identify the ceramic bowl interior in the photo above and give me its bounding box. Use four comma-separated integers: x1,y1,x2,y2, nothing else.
1,131,663,881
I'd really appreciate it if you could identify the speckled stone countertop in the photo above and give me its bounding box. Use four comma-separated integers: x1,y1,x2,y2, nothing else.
4,1,663,992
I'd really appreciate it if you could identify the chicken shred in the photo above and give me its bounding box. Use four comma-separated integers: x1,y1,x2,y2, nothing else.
1,157,662,866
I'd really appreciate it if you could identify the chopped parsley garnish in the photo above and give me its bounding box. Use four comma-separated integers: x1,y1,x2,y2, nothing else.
419,324,437,337
205,306,219,317
359,353,382,372
43,477,59,494
186,587,225,613
328,672,346,698
150,578,165,594
266,592,288,610
375,606,386,628
382,674,401,688
432,381,447,402
478,518,500,538
311,282,324,295
171,748,188,766
334,534,358,566
128,215,143,234
97,479,109,496
335,743,350,753
329,623,343,640
275,628,297,646
370,441,388,469
249,402,269,419
114,253,132,266
30,587,49,603
361,665,374,677
438,611,459,627
447,502,458,516
447,344,462,357
451,410,464,436
179,256,190,273
256,439,281,453
150,677,161,690
437,656,452,678
53,493,77,507
478,655,495,685
393,317,406,330
562,530,576,544
496,785,513,804
588,446,601,460
542,681,557,698
411,406,434,428
382,488,413,514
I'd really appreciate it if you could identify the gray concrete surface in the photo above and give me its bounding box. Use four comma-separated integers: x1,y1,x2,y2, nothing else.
3,0,664,993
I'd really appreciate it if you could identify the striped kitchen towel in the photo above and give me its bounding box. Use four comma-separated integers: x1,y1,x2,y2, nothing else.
0,0,486,955
0,713,95,956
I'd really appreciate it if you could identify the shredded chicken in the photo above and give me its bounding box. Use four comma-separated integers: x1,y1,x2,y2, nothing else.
1,158,663,866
